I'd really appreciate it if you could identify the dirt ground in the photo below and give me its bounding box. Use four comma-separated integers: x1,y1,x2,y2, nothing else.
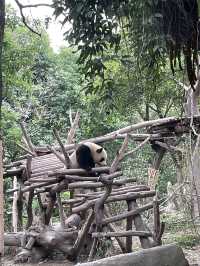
183,245,200,265
1,247,200,266
1,257,75,266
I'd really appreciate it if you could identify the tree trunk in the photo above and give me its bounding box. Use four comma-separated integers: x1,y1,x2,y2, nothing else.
0,141,4,256
184,81,200,218
0,0,5,258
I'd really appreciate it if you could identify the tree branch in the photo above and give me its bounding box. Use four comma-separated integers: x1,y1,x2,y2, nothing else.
123,136,150,159
14,0,52,36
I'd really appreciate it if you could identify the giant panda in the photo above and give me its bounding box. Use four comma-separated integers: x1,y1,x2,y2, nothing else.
69,142,107,171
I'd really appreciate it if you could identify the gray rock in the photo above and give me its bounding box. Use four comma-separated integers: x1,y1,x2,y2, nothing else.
76,244,189,266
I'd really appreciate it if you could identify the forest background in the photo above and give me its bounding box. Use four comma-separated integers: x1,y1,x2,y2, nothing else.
2,2,199,253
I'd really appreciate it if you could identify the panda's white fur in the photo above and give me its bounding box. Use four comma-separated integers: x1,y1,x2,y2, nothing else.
69,142,107,170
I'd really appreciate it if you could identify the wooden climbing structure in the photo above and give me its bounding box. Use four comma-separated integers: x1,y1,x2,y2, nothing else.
4,114,200,263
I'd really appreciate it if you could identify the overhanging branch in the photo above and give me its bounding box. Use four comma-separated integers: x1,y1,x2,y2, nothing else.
14,0,53,36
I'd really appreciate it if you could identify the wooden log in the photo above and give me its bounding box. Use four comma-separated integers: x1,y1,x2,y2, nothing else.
92,230,153,238
31,159,63,168
16,143,35,156
31,164,64,174
123,136,150,159
27,171,122,185
70,210,94,260
25,236,35,250
130,200,152,248
44,146,66,165
17,182,23,230
12,176,18,232
57,192,65,228
67,111,80,144
106,117,175,136
72,191,156,213
126,200,133,252
88,237,98,261
76,244,189,266
53,129,71,168
4,232,24,246
25,155,32,180
34,117,175,153
4,167,25,178
20,122,36,155
79,186,150,200
153,196,165,246
25,177,58,184
31,166,111,178
59,198,85,206
69,189,74,215
106,222,126,253
44,180,69,225
8,178,62,194
102,202,155,225
110,135,129,173
4,161,23,169
32,155,61,165
76,185,149,198
69,178,136,190
104,206,126,253
25,189,34,229
5,227,78,263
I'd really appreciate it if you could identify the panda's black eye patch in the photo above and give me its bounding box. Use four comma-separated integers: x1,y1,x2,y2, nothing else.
100,158,105,162
96,148,103,153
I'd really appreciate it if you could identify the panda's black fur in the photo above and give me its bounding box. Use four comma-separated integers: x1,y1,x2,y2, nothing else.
69,142,107,172
76,144,96,171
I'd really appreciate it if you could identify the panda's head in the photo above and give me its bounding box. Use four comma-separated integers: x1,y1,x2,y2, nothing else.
84,142,107,166
75,142,107,171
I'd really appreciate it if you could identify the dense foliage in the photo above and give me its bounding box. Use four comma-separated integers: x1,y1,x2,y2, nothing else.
53,0,199,88
3,3,191,229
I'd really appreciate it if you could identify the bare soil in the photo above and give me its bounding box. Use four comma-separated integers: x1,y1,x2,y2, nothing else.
1,247,200,266
183,245,200,265
1,257,75,266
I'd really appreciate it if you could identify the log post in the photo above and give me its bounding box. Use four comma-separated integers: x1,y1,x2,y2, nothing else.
126,200,133,252
104,206,126,253
25,189,34,229
26,155,32,180
153,196,165,246
131,200,151,249
12,176,18,232
17,177,24,230
57,192,65,228
71,210,94,260
69,189,74,215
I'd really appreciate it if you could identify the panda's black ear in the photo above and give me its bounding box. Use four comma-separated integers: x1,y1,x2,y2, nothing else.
96,148,103,153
